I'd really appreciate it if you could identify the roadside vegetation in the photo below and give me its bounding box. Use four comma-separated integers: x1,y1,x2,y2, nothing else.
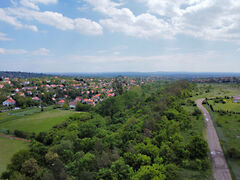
204,97,240,179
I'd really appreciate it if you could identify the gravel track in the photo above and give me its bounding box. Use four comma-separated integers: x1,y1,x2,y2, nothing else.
196,99,232,180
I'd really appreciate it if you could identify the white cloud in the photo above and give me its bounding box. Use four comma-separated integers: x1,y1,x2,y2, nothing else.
20,0,58,10
1,50,236,72
31,48,50,56
113,51,120,55
20,0,39,10
86,0,175,38
1,7,102,35
138,0,240,42
74,18,103,35
0,47,50,56
0,8,38,31
0,33,13,41
33,0,58,4
84,0,240,42
0,48,28,55
53,50,231,72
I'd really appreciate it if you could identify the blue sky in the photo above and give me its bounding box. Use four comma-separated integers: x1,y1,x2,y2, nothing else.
0,0,240,72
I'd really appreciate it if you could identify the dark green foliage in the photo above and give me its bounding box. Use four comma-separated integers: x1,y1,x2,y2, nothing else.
14,130,29,139
75,103,91,112
188,136,208,159
1,81,210,179
227,147,240,159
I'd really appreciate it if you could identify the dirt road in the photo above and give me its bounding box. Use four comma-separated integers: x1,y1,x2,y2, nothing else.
0,133,30,142
196,99,232,180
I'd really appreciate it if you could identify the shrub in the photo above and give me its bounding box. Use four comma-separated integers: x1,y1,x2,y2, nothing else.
14,130,29,139
227,147,240,159
75,103,91,112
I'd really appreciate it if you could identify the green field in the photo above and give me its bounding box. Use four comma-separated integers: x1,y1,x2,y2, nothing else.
0,137,28,175
191,83,240,101
205,104,240,179
0,108,76,133
208,99,240,112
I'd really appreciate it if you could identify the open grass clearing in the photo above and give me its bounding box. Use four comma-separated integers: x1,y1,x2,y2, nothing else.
0,108,76,134
208,99,240,112
0,136,28,175
191,83,240,101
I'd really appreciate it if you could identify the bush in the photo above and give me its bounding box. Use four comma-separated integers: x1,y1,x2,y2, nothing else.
0,128,10,134
188,136,208,159
62,103,70,110
14,130,29,139
227,147,240,159
75,103,91,112
192,109,201,116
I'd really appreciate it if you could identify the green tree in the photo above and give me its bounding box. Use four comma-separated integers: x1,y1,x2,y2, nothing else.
133,164,166,180
188,136,208,159
111,158,133,180
21,158,39,177
7,149,30,172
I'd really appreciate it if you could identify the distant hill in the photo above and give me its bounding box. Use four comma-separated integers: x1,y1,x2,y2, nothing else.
1,71,240,79
53,72,240,79
0,71,52,79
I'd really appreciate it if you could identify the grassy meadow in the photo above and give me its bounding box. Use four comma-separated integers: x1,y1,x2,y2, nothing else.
0,107,77,176
191,83,240,101
0,108,77,134
0,137,28,175
207,99,240,112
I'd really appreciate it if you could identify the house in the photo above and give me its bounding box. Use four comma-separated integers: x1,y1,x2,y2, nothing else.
27,91,32,95
58,100,65,106
83,99,94,105
17,92,25,97
92,94,101,102
69,101,77,109
233,96,240,103
3,98,16,106
24,81,30,85
75,96,82,102
107,93,115,97
32,97,40,101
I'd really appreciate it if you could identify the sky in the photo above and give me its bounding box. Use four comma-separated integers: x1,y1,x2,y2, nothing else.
0,0,240,73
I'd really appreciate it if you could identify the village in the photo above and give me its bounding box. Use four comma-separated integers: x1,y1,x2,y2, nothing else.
0,76,143,111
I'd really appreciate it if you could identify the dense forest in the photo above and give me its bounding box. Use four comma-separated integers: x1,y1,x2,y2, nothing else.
1,81,210,180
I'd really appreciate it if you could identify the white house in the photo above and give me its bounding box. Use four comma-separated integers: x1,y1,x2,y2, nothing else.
3,99,16,106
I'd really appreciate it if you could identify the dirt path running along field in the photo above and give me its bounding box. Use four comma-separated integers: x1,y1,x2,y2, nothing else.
0,133,30,142
196,99,232,180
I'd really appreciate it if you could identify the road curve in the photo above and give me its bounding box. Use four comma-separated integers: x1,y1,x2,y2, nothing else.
196,99,232,180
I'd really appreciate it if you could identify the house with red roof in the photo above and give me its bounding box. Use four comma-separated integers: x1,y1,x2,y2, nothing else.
75,96,82,102
3,98,16,106
32,97,40,101
58,100,65,106
83,99,94,105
